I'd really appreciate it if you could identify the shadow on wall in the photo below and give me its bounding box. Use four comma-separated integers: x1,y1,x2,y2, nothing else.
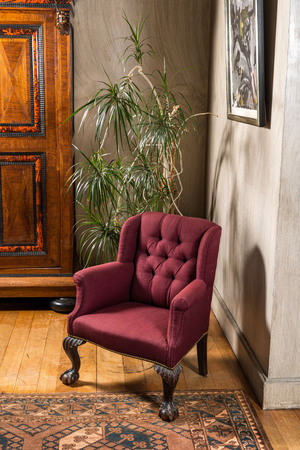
208,125,270,376
208,124,232,224
207,122,244,324
242,246,270,375
206,0,277,381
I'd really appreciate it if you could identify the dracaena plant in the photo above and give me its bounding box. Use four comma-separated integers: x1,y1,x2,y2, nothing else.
69,12,213,266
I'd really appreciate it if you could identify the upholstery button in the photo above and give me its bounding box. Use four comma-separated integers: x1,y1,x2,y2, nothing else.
152,270,155,276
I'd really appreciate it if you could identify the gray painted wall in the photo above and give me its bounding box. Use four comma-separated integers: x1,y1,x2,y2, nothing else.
72,0,212,219
207,0,300,408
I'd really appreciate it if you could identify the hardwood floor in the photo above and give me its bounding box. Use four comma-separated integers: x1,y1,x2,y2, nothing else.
0,300,299,449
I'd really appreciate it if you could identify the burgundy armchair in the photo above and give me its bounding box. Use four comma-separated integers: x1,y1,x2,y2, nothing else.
60,211,221,421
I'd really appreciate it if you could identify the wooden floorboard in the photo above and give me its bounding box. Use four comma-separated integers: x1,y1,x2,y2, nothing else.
0,310,34,393
37,313,66,393
0,304,299,449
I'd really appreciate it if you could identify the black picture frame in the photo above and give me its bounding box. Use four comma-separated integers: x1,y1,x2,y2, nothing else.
225,0,265,126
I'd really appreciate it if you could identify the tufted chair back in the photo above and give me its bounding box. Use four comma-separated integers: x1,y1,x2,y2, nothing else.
118,211,220,309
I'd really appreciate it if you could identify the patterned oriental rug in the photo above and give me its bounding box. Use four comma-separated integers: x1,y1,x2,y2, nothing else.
0,390,272,449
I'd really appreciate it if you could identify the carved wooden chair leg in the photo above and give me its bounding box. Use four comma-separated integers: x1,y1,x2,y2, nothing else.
197,333,208,376
154,363,183,422
60,336,86,385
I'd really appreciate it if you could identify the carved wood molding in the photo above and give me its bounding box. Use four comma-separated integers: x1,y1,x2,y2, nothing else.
0,1,73,35
154,363,183,384
0,1,73,14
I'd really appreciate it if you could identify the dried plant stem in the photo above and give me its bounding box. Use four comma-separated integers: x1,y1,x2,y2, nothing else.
128,65,163,114
186,112,219,121
128,64,184,214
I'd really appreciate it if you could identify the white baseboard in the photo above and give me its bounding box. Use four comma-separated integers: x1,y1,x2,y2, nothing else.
212,287,300,409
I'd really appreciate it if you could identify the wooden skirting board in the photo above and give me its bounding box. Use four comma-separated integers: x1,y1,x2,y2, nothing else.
212,286,300,409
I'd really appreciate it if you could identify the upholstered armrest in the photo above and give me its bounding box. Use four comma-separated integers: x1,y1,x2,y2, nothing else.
169,279,207,312
68,261,134,332
167,279,209,367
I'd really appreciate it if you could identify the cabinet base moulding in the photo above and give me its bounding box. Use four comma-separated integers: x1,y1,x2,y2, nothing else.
0,276,76,297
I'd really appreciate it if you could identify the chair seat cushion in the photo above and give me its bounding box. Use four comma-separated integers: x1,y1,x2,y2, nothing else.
71,302,170,366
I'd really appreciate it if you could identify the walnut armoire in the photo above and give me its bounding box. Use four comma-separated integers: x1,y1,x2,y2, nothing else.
0,0,75,301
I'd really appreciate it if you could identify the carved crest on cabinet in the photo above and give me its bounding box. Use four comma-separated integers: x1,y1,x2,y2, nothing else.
56,9,70,35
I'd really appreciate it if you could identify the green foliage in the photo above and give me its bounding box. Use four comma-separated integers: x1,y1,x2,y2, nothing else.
121,12,155,65
69,13,197,267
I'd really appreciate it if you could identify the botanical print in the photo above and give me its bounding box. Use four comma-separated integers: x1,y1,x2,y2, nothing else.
228,0,258,119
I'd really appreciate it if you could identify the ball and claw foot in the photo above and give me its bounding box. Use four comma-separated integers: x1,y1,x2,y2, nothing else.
158,401,179,422
154,363,182,422
60,368,79,385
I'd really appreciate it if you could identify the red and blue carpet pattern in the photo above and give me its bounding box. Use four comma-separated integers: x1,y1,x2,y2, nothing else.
0,390,272,449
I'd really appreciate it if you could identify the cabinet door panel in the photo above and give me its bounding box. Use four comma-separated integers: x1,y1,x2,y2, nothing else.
0,37,31,123
0,23,44,135
0,152,46,255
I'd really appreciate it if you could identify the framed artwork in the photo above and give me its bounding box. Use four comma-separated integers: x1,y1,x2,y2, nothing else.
225,0,265,126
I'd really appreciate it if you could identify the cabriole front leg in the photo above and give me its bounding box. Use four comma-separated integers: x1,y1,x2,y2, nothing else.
197,333,208,376
60,336,86,385
154,363,182,422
